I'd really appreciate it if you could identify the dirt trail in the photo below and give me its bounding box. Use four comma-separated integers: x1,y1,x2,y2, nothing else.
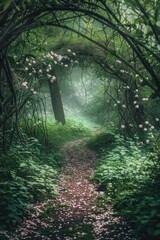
16,139,136,240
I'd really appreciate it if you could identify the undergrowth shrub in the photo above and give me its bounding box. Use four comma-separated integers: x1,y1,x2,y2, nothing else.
0,119,90,228
0,137,59,228
18,160,58,200
0,176,31,228
87,132,115,152
94,134,160,240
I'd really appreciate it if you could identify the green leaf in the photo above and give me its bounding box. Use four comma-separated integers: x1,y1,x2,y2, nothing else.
20,163,27,168
153,230,160,237
40,169,46,174
1,0,12,10
151,209,159,217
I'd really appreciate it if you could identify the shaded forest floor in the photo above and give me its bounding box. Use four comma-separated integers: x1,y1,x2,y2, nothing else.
12,139,136,240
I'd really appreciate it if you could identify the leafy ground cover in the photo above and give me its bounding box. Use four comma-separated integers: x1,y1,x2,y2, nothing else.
92,134,160,240
0,139,136,240
1,129,159,240
0,120,90,231
0,137,60,229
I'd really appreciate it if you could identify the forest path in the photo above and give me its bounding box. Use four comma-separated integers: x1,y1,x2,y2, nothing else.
17,138,136,240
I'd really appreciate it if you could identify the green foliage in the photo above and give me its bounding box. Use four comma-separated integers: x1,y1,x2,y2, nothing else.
127,195,160,240
0,176,31,227
0,0,12,10
21,118,91,151
1,1,160,238
94,135,152,191
18,159,58,200
94,135,160,239
45,119,90,151
0,118,89,227
87,132,115,152
0,137,59,227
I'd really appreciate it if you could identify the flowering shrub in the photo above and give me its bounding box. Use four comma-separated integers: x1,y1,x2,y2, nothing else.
18,49,78,95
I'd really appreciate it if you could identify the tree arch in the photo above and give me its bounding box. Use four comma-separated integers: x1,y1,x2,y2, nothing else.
0,0,160,148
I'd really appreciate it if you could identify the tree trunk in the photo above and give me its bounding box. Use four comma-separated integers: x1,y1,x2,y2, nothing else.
48,78,65,124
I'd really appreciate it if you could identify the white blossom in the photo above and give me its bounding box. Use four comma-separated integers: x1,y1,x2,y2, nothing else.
50,76,56,83
58,55,63,62
22,81,28,87
116,60,122,64
142,98,149,101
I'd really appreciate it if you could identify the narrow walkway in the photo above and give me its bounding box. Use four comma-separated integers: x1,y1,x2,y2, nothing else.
16,140,136,240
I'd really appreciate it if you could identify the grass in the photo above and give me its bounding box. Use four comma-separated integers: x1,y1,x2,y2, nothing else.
20,117,91,152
